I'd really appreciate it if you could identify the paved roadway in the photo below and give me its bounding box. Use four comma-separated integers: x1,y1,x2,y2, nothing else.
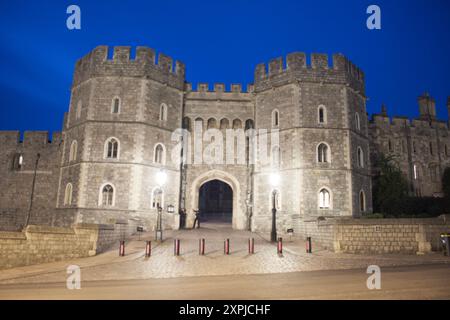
1,264,449,300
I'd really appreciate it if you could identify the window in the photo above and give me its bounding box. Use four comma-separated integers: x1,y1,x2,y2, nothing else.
359,190,365,212
182,117,191,131
207,118,217,129
69,140,77,162
159,103,167,121
232,118,242,129
112,97,120,114
319,188,331,209
272,109,279,128
220,118,229,129
445,144,449,157
388,139,392,152
357,147,364,168
105,138,119,159
317,143,329,163
64,183,73,205
12,153,23,170
429,142,433,155
151,187,164,209
154,144,165,164
355,113,361,131
100,184,114,206
413,141,417,153
272,146,280,168
318,105,326,124
413,164,419,180
76,100,82,119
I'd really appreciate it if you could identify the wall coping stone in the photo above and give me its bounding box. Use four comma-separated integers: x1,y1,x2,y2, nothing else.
0,231,26,240
25,225,75,234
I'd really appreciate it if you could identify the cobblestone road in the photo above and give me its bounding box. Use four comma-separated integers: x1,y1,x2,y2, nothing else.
1,223,449,285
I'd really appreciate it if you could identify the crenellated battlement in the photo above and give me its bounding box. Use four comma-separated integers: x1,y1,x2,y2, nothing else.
73,46,185,90
371,113,449,130
184,82,254,94
0,131,62,147
254,53,365,94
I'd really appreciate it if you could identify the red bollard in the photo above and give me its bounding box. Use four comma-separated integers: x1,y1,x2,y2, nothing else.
306,237,312,253
277,237,283,255
119,240,125,256
248,238,254,254
199,238,205,255
145,241,151,258
224,239,230,255
174,239,180,256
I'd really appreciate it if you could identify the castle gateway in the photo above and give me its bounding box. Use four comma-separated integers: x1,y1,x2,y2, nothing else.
1,46,449,235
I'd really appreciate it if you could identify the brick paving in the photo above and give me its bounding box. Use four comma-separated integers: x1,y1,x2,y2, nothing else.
1,223,449,285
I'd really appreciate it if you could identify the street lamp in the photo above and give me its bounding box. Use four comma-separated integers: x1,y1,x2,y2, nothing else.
155,169,167,241
269,172,280,242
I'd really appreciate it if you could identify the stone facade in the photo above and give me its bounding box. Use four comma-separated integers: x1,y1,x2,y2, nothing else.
0,45,449,236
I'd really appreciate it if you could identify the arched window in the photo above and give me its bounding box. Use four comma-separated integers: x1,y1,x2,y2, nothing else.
76,100,82,119
272,145,280,168
207,118,217,129
105,138,119,159
413,164,419,180
151,187,164,209
272,109,279,127
64,183,73,205
112,97,120,114
245,119,254,130
12,153,23,170
355,113,361,131
220,118,229,129
194,117,204,130
159,103,167,121
319,188,331,209
100,184,114,207
154,143,165,164
318,105,326,124
69,140,77,162
359,190,365,212
357,147,364,168
317,143,330,163
232,118,242,129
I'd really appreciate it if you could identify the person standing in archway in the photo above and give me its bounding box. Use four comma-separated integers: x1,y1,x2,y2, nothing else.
192,209,201,229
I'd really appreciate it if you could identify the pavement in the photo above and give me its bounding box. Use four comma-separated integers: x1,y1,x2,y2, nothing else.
0,223,449,299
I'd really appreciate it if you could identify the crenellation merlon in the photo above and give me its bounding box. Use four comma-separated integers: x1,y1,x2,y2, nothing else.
73,45,185,89
186,83,253,94
0,131,62,147
254,52,365,93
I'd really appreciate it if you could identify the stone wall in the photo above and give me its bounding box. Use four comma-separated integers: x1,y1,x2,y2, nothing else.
0,222,137,270
301,215,450,254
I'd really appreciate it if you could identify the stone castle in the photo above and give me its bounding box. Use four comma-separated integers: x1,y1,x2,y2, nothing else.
1,45,449,236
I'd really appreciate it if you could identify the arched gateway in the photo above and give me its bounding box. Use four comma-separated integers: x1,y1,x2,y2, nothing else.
189,170,246,230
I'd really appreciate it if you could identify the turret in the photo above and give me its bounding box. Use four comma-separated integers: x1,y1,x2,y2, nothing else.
418,92,436,121
381,103,388,117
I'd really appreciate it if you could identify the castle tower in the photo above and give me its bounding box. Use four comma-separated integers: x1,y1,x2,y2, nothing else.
381,103,388,117
418,92,436,121
447,96,450,126
252,52,372,234
57,46,185,229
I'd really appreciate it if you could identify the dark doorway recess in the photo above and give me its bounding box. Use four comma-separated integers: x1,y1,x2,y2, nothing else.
198,180,232,223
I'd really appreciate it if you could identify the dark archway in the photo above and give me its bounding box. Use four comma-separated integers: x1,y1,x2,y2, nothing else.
198,180,233,223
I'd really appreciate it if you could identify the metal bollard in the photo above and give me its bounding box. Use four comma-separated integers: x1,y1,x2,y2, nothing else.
199,238,205,255
119,240,125,256
174,239,180,256
224,238,230,255
145,241,151,258
277,237,283,255
306,237,312,253
248,238,254,254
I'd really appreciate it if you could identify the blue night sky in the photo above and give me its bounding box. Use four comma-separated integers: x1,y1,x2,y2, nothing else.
0,0,449,135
